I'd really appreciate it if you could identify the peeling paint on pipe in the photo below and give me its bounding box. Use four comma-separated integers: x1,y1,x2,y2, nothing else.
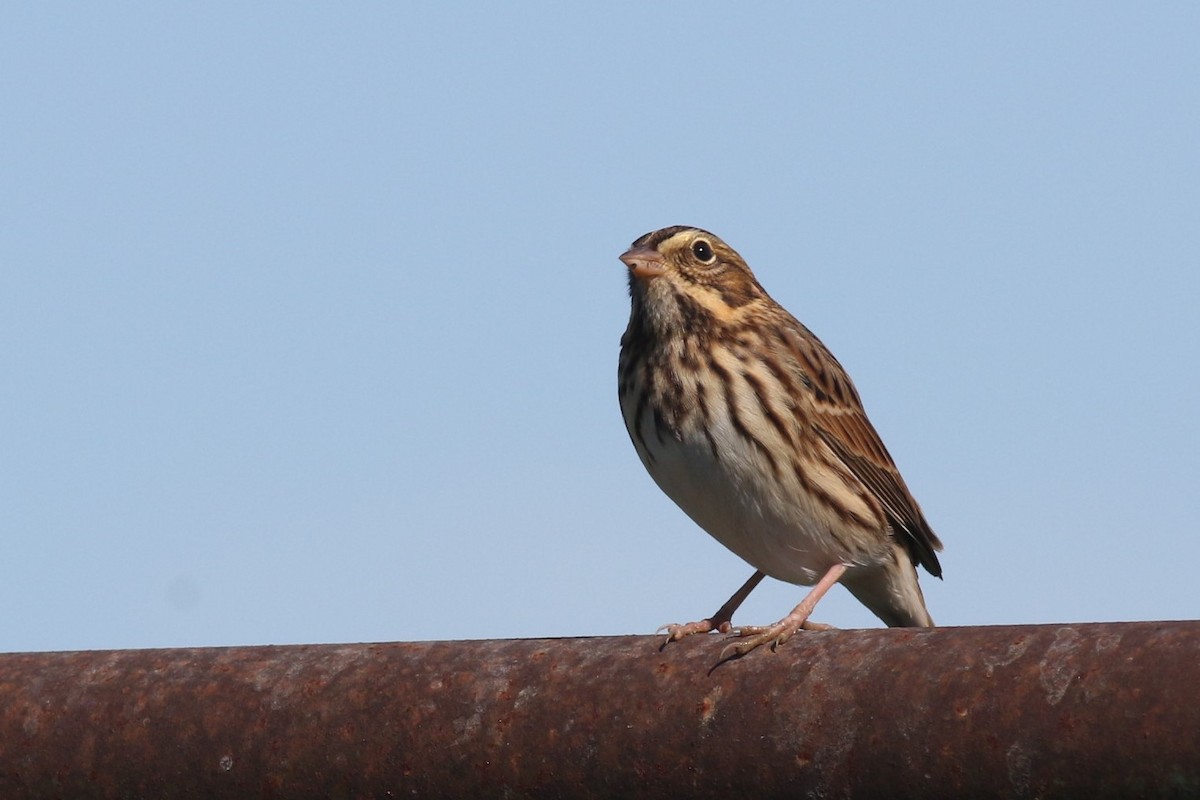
1,622,1198,798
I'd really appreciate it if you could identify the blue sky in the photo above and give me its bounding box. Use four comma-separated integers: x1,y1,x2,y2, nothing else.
4,4,1198,652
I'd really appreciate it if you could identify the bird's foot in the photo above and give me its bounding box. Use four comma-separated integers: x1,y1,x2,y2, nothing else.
657,618,732,647
717,563,848,660
657,570,768,649
720,617,833,660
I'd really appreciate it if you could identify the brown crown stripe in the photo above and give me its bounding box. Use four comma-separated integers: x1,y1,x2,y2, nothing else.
631,225,700,250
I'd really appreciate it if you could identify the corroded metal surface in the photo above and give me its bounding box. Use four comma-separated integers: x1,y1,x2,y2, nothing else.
1,622,1198,798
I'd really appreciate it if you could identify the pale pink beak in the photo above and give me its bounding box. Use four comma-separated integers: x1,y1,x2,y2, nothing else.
620,246,666,280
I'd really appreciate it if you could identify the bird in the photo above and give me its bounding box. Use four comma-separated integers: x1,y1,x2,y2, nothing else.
616,226,943,658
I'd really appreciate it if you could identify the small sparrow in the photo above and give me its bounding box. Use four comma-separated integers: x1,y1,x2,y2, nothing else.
617,226,943,657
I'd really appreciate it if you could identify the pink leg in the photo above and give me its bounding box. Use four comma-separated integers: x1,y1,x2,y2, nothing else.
658,571,766,644
720,563,847,660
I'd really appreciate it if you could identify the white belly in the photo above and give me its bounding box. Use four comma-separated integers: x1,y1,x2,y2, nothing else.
632,411,880,586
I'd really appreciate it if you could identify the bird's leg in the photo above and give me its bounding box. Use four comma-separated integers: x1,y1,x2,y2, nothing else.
658,570,766,644
721,563,848,659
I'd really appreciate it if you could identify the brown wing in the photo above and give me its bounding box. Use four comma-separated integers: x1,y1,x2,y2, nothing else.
780,322,944,577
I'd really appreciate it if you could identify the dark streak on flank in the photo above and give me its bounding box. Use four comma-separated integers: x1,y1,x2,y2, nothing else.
835,465,888,531
790,452,868,537
771,329,820,403
651,405,671,446
788,455,859,555
710,353,781,479
741,366,795,450
759,352,802,412
628,387,654,463
660,359,686,429
694,378,720,460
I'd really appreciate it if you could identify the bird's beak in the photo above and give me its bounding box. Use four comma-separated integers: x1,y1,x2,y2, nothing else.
620,246,666,280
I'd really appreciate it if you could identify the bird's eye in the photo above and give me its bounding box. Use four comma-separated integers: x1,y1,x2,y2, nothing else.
691,240,715,264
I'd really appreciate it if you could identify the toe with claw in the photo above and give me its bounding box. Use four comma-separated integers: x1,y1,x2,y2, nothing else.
719,618,833,660
656,570,766,648
716,564,848,661
657,618,733,647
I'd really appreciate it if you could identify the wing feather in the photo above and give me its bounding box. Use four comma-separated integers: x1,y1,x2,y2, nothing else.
780,322,944,577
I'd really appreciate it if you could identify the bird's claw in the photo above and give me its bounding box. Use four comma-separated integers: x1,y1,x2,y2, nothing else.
719,625,790,660
717,618,835,661
657,619,722,647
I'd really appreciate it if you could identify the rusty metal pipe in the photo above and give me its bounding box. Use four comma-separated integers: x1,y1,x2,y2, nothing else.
1,622,1198,798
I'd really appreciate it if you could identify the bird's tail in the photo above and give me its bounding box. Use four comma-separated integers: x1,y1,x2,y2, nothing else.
841,546,935,627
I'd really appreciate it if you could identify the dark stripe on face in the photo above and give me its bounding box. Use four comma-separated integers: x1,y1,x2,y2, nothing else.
672,288,715,340
717,272,761,309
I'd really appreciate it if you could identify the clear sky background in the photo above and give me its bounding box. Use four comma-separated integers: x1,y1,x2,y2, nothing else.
4,5,1198,653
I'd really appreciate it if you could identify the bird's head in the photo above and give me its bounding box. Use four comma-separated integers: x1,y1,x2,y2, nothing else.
620,226,767,330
